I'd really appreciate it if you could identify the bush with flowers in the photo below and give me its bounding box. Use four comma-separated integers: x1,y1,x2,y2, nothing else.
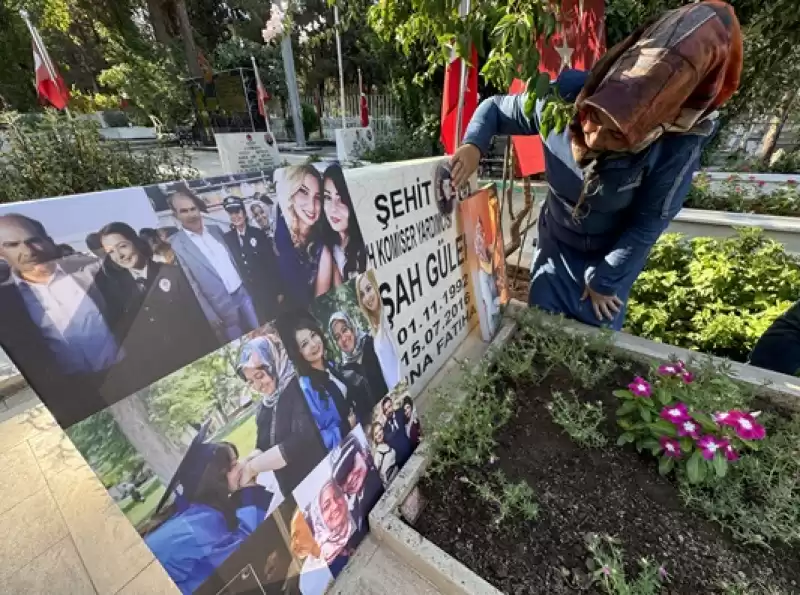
686,172,800,217
614,361,766,484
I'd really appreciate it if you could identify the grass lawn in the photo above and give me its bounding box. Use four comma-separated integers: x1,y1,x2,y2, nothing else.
120,478,165,530
218,415,258,457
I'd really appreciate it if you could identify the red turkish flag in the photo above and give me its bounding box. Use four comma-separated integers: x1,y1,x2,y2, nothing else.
32,40,69,110
359,78,370,128
440,45,479,155
257,82,270,118
510,0,606,176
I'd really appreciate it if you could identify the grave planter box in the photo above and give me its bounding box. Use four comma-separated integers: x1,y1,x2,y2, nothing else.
369,300,800,594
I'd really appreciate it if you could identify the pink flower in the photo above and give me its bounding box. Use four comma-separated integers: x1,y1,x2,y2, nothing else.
658,566,669,581
661,403,690,423
659,437,682,458
681,371,694,384
758,180,766,187
748,175,756,181
601,566,611,576
675,360,686,371
789,179,797,186
628,377,652,398
658,364,679,376
732,412,766,441
697,435,728,460
724,443,739,462
734,186,743,193
713,410,738,426
677,419,700,439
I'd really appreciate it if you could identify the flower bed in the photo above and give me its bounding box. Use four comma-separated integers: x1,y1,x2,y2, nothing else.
687,172,800,217
396,308,800,594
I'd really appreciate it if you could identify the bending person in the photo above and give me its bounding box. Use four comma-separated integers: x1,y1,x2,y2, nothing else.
449,1,743,330
749,300,800,376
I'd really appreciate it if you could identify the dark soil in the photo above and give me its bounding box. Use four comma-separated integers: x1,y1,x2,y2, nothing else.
507,264,530,304
413,364,800,594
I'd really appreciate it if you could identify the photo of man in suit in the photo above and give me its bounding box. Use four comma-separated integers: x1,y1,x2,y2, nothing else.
380,396,413,469
167,187,259,343
0,214,122,376
222,196,283,324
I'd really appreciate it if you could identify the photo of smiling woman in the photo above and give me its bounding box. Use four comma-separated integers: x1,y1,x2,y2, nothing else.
274,165,342,307
356,272,403,391
234,336,326,497
97,221,219,386
277,311,373,451
321,165,367,280
143,422,273,595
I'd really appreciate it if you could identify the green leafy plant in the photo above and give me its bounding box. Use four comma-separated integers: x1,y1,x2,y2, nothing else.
586,534,667,595
614,362,766,484
0,111,195,203
286,103,320,141
626,229,799,362
686,173,800,217
460,470,539,525
360,123,441,163
547,390,607,448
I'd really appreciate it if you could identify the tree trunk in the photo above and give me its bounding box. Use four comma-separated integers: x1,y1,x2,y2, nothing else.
760,92,796,162
109,392,185,486
146,0,172,46
505,175,535,258
174,0,203,79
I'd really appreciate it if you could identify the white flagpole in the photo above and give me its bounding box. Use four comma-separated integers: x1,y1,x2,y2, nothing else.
454,0,471,150
20,9,71,118
334,3,347,129
250,55,275,142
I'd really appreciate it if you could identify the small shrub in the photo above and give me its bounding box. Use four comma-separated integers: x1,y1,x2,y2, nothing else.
686,174,800,217
360,120,441,163
586,534,667,595
460,471,539,525
0,111,195,203
614,361,767,484
286,103,319,141
547,390,607,448
626,229,799,362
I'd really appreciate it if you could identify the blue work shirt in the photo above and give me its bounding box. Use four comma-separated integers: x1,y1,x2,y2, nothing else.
462,69,716,297
144,486,270,595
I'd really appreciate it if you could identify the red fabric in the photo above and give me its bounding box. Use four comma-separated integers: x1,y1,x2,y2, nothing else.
510,0,606,176
441,45,479,155
32,41,69,110
257,83,270,118
360,93,369,128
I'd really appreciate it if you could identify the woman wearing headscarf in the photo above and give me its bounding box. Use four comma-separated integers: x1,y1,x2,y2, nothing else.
234,336,326,495
328,310,389,402
307,480,357,577
356,272,403,390
474,217,500,327
277,311,373,451
450,1,743,330
142,423,272,595
274,165,342,307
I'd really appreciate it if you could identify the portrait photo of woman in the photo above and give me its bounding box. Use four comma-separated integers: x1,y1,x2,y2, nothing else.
277,311,373,451
321,165,367,280
328,310,388,403
274,165,342,307
143,423,273,595
97,221,219,383
304,480,357,577
356,272,403,391
234,336,326,496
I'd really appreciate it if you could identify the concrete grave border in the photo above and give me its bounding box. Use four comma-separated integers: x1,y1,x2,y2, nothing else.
368,300,800,595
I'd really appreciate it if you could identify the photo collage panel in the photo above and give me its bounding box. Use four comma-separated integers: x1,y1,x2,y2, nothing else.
0,163,426,594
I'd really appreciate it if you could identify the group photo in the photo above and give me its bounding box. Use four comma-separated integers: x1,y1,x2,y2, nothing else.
368,384,421,486
273,162,368,308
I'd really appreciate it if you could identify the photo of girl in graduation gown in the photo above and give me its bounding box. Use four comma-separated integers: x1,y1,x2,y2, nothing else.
234,336,327,497
277,311,373,451
142,422,273,595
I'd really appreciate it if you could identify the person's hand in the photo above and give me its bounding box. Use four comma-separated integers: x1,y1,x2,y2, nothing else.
238,460,259,488
581,285,624,321
450,144,481,188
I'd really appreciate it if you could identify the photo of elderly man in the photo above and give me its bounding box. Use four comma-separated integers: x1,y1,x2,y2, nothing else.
167,186,259,343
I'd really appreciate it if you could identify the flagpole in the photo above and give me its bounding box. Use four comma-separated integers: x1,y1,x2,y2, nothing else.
20,9,71,118
334,3,347,129
251,55,275,141
454,0,471,150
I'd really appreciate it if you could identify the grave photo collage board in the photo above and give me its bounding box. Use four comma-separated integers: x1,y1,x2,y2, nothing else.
0,158,506,595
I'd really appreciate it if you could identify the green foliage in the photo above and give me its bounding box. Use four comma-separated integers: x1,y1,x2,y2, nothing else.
626,229,799,362
0,111,195,203
425,361,512,476
686,173,800,218
213,37,287,99
360,122,441,163
67,411,143,488
68,88,124,114
680,413,800,547
460,470,539,525
286,103,320,141
547,389,607,448
586,534,666,595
